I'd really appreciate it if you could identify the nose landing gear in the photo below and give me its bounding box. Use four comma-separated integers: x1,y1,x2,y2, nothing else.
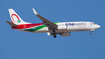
90,31,92,34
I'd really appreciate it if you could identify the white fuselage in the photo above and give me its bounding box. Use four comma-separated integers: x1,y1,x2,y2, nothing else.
33,21,100,33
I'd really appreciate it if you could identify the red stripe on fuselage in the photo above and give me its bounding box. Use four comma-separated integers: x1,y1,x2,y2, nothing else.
12,23,44,29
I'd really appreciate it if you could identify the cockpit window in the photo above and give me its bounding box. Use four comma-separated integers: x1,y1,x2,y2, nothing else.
93,23,96,25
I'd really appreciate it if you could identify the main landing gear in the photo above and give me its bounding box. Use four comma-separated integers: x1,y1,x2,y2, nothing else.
51,30,57,38
53,35,57,38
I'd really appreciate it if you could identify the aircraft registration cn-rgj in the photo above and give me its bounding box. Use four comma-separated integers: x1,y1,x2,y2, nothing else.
6,8,100,38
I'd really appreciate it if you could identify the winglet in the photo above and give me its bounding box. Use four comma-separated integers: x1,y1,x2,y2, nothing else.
32,8,38,15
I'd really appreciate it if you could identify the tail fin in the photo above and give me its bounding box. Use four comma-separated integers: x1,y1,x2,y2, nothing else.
8,9,30,25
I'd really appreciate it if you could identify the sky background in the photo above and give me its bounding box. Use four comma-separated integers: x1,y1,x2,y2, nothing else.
0,0,105,59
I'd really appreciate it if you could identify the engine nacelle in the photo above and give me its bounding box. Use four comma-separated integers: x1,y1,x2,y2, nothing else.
60,32,71,36
47,32,52,36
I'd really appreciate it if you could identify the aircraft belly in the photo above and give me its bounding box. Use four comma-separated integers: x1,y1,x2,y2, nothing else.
67,26,90,31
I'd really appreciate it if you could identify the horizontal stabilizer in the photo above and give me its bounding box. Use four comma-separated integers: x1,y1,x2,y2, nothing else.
5,21,18,27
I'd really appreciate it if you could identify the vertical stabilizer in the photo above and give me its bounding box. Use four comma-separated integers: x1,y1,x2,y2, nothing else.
8,9,30,25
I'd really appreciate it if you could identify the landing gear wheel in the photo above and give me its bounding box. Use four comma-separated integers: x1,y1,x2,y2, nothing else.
90,32,92,34
51,30,57,38
53,35,57,38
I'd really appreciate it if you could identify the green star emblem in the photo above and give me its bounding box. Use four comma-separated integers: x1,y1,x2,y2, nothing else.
17,19,21,23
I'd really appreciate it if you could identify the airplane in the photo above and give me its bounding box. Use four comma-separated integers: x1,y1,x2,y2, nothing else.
6,8,100,38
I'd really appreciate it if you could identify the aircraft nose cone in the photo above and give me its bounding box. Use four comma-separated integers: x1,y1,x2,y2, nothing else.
97,25,101,28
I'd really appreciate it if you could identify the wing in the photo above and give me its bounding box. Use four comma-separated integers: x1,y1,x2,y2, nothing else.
32,8,58,30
